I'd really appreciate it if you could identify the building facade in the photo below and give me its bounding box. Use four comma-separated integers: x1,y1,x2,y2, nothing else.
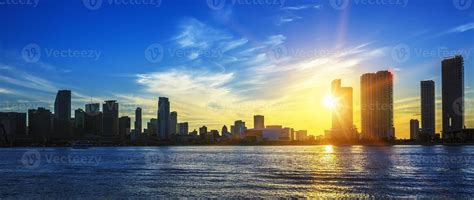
421,80,435,137
442,55,464,138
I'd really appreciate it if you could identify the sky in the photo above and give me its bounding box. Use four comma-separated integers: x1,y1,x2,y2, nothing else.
0,0,473,138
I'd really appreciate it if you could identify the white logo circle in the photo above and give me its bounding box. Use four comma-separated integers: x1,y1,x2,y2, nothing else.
21,150,41,169
391,44,410,63
267,44,288,63
207,0,226,10
21,43,41,63
453,0,472,10
83,0,103,10
330,0,350,10
145,43,164,63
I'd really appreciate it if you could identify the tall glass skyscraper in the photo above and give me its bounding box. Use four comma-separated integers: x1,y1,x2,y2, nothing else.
441,55,464,138
158,97,170,140
421,80,435,136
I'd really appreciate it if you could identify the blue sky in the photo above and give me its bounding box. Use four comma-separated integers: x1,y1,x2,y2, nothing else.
0,0,473,138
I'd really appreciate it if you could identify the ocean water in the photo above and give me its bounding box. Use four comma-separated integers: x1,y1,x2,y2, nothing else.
0,145,473,198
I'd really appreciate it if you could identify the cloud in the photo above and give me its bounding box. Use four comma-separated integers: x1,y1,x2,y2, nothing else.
277,4,323,25
434,22,474,37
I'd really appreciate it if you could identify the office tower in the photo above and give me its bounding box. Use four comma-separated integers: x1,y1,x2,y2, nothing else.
135,107,142,134
119,116,131,140
103,100,119,136
442,55,464,138
157,97,170,140
84,107,103,136
254,115,265,129
74,109,85,139
361,71,395,140
410,119,420,141
170,111,177,135
199,126,207,139
234,120,246,139
53,90,72,139
85,103,100,113
28,108,53,141
295,130,308,141
147,118,158,136
178,122,188,135
222,125,229,135
0,112,27,136
230,125,235,135
331,79,355,141
421,80,435,137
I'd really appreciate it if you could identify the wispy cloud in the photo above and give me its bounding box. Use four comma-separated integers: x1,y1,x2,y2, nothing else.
434,22,474,37
276,4,322,25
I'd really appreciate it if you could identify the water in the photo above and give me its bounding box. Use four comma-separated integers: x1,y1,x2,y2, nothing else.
1,145,474,198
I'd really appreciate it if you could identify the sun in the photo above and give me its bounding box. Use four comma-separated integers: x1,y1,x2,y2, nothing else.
323,95,337,109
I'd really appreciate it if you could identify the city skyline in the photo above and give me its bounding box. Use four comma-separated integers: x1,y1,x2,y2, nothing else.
0,1,473,138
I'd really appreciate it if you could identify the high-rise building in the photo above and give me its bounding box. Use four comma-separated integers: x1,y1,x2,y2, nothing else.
0,112,26,137
199,126,207,139
157,97,170,140
119,116,131,140
54,90,72,139
234,120,246,139
361,71,395,140
442,55,464,138
254,115,264,129
331,79,355,141
28,108,53,141
147,118,158,136
135,107,142,135
410,119,420,141
421,80,435,137
178,122,188,135
170,111,177,135
74,109,85,139
103,100,119,136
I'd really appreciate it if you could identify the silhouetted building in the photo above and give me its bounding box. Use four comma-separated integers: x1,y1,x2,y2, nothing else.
421,80,435,137
119,116,131,140
0,112,26,137
361,71,395,140
84,105,102,136
28,108,53,141
103,100,119,137
410,119,420,141
146,118,158,136
234,120,246,139
295,130,308,141
442,55,464,139
53,90,72,140
178,122,188,135
134,107,142,135
331,79,356,141
199,126,207,140
74,109,85,139
170,111,177,135
221,125,231,138
157,97,170,140
254,115,264,129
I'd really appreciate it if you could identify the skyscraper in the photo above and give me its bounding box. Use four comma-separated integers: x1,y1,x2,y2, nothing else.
135,107,142,134
103,100,119,136
119,116,131,140
0,112,26,136
442,55,464,138
74,108,85,138
158,97,170,140
421,80,435,137
410,119,420,141
178,122,188,135
234,120,246,139
361,71,394,140
170,111,178,135
331,79,354,141
254,115,264,129
199,126,207,139
54,90,71,139
28,108,53,141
